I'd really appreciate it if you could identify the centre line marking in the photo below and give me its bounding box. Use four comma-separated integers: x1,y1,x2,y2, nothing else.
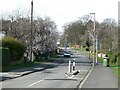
27,80,44,87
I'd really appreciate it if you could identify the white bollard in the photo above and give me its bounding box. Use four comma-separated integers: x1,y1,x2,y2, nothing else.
72,59,75,71
68,61,72,73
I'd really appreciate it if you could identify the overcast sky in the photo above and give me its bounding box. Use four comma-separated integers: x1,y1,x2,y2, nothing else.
0,0,119,32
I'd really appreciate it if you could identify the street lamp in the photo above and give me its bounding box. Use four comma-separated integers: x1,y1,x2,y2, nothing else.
89,13,98,67
95,32,98,65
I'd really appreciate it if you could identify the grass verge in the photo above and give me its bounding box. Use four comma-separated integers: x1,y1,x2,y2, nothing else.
1,62,40,72
97,57,103,63
111,65,120,84
1,53,60,72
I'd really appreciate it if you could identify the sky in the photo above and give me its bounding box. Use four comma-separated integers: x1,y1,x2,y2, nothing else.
0,0,119,32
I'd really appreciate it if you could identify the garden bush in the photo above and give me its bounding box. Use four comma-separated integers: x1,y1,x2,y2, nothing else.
106,51,120,64
0,36,26,62
0,47,10,66
97,49,105,54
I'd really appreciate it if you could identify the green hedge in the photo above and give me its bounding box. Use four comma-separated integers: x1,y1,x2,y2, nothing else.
106,51,120,64
97,49,105,54
0,36,26,62
0,47,10,66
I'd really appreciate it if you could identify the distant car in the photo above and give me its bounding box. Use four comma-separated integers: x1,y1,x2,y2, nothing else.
64,52,71,57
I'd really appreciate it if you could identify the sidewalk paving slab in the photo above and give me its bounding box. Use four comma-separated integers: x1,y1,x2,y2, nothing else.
78,50,119,89
81,63,118,88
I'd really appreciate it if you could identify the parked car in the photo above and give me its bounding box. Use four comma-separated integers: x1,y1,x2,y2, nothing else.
64,51,71,57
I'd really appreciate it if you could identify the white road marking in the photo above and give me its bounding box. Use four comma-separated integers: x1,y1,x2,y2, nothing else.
77,70,87,72
80,70,88,72
27,80,44,87
65,74,79,80
79,67,93,88
65,74,75,78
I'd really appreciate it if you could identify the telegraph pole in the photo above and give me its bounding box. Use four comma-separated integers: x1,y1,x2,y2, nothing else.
64,35,68,52
30,0,33,62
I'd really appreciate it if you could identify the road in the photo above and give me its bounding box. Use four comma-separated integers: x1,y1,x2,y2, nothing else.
1,49,92,88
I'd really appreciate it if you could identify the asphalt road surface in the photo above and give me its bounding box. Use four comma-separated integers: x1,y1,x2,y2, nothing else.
1,49,92,88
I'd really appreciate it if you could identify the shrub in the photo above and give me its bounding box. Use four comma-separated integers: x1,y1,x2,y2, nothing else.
0,47,10,66
98,49,105,54
0,36,26,62
106,51,119,64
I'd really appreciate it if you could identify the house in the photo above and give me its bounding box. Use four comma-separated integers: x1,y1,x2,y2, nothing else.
98,52,106,58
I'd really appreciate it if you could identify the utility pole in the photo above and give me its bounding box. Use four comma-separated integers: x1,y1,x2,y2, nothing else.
64,35,68,52
81,36,83,51
30,0,33,62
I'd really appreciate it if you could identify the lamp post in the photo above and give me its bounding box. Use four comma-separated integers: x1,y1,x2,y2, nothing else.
89,13,97,67
96,32,98,64
30,0,33,62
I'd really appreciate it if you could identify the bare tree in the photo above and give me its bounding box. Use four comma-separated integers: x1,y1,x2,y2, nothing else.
1,11,58,61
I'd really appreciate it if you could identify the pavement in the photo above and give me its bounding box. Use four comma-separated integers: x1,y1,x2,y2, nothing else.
81,63,118,88
79,51,119,89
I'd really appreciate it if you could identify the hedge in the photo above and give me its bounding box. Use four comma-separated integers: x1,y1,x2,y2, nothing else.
0,36,26,62
0,47,10,66
106,51,120,64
